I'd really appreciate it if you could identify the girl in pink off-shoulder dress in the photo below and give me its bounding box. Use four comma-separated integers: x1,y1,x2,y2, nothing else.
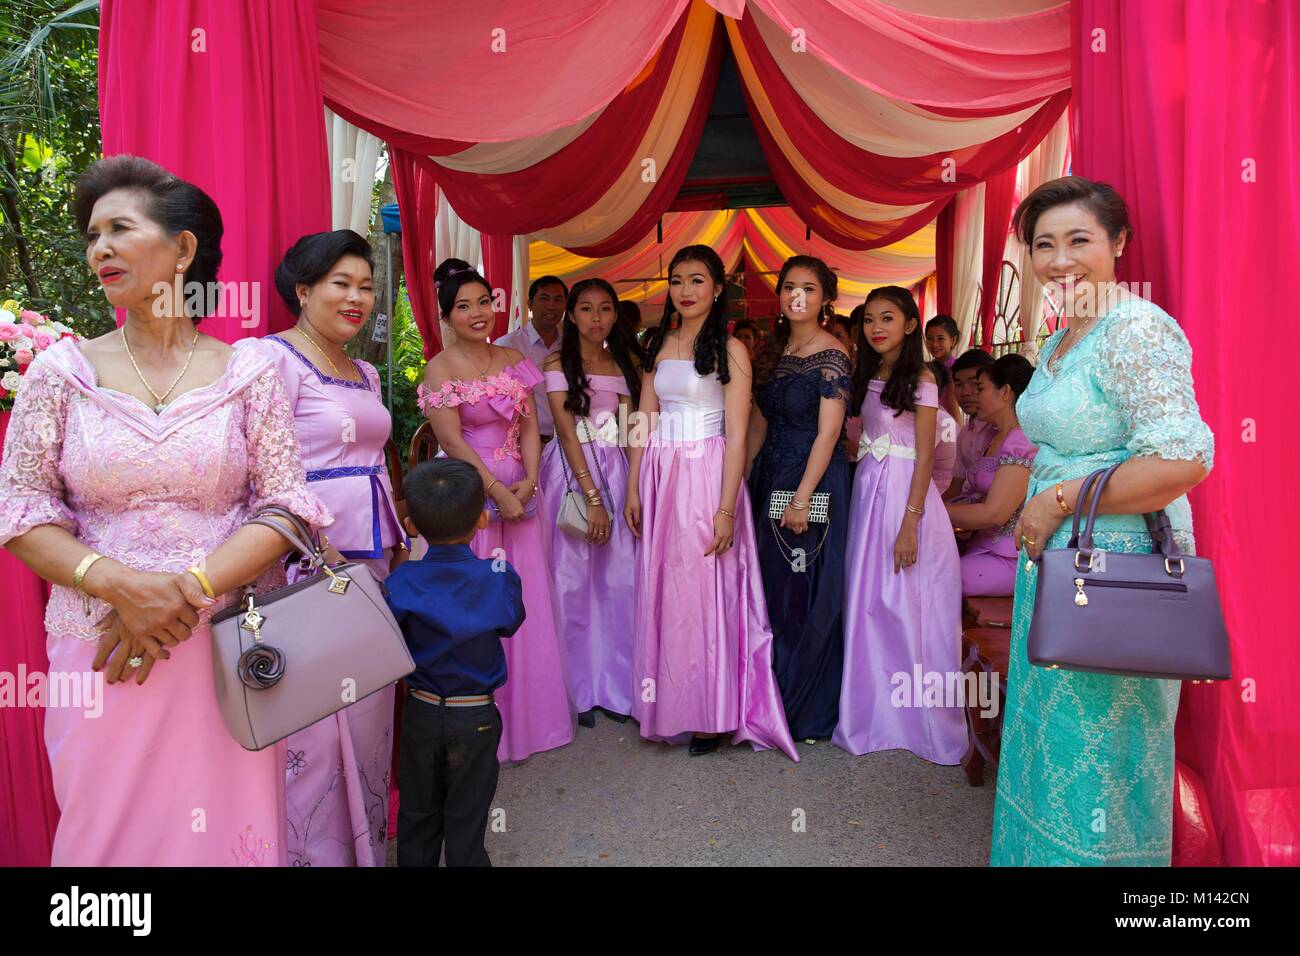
418,261,574,764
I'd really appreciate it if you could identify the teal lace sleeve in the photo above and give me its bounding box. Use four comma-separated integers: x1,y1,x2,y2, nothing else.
1095,301,1214,471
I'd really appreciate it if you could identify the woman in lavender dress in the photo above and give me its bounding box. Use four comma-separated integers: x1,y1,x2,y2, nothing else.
539,279,642,723
835,286,966,764
251,230,407,866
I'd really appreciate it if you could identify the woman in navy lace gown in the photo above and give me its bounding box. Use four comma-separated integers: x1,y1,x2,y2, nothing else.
747,257,852,741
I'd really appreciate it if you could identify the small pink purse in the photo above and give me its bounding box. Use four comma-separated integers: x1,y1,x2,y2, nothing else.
210,506,414,751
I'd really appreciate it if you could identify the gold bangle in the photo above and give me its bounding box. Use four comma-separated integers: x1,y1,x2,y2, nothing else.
791,499,809,510
905,504,925,516
485,479,502,495
1055,481,1073,515
73,552,104,593
187,565,216,599
573,470,591,481
716,507,735,519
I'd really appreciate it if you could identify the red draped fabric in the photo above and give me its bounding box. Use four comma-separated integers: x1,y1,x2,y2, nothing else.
733,12,1070,203
746,0,1071,109
935,202,955,317
428,14,691,236
481,233,515,341
563,19,725,258
390,150,443,359
316,0,693,143
98,0,331,341
1073,0,1300,866
978,167,1016,347
0,410,59,867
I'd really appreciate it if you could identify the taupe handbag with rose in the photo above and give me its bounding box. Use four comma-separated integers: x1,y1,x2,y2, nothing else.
210,506,415,751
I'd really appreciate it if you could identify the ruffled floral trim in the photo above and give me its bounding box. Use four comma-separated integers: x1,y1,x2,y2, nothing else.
417,368,535,462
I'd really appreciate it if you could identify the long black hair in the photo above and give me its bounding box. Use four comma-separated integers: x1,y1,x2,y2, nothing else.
558,278,644,417
755,254,837,387
851,285,926,415
642,244,731,383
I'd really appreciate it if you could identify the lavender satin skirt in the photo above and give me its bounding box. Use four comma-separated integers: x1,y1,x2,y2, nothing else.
538,437,636,716
632,433,798,761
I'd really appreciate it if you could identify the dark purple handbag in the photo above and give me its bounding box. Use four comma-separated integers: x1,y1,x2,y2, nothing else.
1027,463,1230,681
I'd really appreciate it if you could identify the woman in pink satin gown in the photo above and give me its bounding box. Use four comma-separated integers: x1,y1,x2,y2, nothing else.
418,259,574,764
252,230,407,866
624,245,797,761
0,157,330,865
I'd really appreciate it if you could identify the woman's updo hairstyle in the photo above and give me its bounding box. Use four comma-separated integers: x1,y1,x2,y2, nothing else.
435,257,492,317
73,155,223,315
978,353,1035,400
1012,175,1133,248
274,229,373,315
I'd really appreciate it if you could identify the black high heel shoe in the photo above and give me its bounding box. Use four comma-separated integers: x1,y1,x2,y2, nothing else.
578,710,597,729
688,734,720,756
597,707,629,724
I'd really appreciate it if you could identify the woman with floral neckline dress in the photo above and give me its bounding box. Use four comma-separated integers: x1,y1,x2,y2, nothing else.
418,260,575,764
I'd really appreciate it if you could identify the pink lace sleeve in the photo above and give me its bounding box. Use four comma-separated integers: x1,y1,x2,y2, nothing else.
0,357,77,546
242,366,333,533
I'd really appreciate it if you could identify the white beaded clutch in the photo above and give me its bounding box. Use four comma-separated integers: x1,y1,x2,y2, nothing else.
767,490,830,523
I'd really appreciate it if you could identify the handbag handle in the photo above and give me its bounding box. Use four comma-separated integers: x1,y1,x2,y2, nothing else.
246,506,324,567
1073,463,1180,560
1066,467,1108,548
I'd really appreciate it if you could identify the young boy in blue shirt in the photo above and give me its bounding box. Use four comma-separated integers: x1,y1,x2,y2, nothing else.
386,459,525,866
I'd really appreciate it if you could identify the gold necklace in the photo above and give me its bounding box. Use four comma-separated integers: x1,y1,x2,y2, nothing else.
783,330,819,356
121,325,200,413
295,324,354,379
458,343,493,377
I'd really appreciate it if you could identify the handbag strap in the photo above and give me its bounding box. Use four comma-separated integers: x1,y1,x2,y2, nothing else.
1075,463,1179,557
558,421,612,505
247,506,322,565
1067,468,1108,548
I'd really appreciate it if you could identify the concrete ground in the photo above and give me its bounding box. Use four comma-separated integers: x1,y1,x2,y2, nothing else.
390,712,996,866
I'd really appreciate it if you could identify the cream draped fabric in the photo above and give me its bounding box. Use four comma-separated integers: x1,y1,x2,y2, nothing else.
325,108,382,235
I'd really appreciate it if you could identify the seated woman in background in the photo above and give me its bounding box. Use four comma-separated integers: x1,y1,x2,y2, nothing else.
943,354,1037,596
943,349,995,501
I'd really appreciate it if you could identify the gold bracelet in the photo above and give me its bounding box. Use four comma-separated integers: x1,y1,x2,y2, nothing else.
73,552,104,593
573,470,591,481
791,499,809,510
485,479,502,495
905,504,924,516
1055,481,1073,516
716,507,735,519
187,565,216,599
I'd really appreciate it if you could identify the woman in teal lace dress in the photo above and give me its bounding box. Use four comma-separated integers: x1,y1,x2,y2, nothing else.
991,177,1214,866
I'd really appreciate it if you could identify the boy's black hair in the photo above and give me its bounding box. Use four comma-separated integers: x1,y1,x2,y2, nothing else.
950,348,995,375
404,459,485,543
925,314,960,339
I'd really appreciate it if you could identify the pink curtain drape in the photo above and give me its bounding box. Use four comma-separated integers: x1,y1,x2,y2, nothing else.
935,202,955,316
99,0,331,342
1073,0,1300,866
746,0,1070,109
0,410,59,867
391,150,442,359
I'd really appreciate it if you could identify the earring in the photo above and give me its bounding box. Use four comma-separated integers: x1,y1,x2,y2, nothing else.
1116,251,1123,258
175,264,185,273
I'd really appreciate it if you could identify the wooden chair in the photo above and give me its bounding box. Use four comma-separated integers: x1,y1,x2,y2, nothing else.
407,420,439,473
959,593,1015,787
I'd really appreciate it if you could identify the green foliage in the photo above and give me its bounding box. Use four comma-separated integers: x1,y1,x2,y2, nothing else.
366,280,427,464
0,0,110,339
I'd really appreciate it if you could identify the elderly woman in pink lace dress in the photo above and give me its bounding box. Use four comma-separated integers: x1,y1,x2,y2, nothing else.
0,156,329,866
